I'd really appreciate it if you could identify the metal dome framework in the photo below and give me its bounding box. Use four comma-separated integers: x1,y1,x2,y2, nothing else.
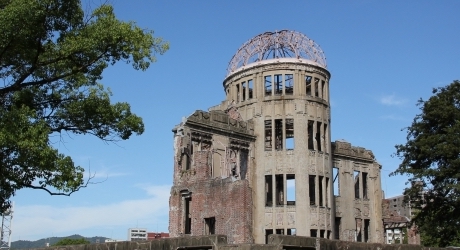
227,30,327,76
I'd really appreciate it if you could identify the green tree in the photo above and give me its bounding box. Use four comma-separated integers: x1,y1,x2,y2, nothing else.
0,0,168,212
53,238,90,246
391,80,460,247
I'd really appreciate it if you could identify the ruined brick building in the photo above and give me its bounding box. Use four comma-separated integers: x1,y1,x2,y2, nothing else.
169,30,384,244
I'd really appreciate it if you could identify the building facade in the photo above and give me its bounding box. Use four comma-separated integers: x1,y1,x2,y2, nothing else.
147,232,169,240
382,196,420,245
127,228,147,241
169,30,384,244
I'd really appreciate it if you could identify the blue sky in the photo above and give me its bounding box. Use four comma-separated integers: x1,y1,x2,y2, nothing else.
11,0,460,242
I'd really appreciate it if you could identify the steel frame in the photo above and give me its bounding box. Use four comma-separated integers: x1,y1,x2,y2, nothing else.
227,30,327,76
0,207,13,250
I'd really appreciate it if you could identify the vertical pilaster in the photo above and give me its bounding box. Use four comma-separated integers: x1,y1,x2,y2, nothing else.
257,72,263,100
295,70,301,97
300,71,305,96
312,77,316,97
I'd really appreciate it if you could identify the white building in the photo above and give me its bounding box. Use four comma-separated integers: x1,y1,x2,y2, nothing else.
104,239,124,243
128,228,147,241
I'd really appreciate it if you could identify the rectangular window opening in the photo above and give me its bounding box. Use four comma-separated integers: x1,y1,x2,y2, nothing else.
320,230,325,238
239,149,248,180
275,74,282,95
275,174,284,206
327,230,331,240
285,74,293,95
321,80,326,99
316,122,322,151
265,76,272,96
362,172,368,199
310,229,317,237
285,119,294,150
287,174,295,206
333,167,340,196
242,82,246,101
319,176,324,206
276,229,284,235
309,175,316,205
265,120,272,151
287,228,296,236
334,217,341,240
314,78,319,97
324,124,328,152
265,229,273,244
356,219,362,242
326,177,329,207
354,171,360,199
248,79,253,99
184,149,191,170
204,217,215,235
265,175,273,207
275,119,283,150
364,219,370,242
306,76,312,96
184,197,192,234
308,120,314,150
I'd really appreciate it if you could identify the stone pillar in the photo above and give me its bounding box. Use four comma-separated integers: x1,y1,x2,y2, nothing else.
300,71,305,97
312,77,316,97
257,73,263,100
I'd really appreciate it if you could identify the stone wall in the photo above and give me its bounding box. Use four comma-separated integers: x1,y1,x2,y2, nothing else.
27,235,445,250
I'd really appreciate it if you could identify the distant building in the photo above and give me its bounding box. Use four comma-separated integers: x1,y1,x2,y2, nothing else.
386,195,412,218
104,239,124,243
382,197,420,245
147,232,169,240
128,228,147,241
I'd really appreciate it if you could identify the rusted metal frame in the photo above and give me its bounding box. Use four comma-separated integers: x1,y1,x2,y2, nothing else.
227,30,327,76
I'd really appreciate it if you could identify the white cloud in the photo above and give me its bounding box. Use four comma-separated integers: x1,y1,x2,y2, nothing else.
84,169,129,180
379,94,407,106
13,185,171,241
379,114,410,121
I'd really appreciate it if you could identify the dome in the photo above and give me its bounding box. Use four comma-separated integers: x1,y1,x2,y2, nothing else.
226,30,327,76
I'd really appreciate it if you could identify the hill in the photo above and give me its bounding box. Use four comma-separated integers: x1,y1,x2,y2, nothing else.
11,235,110,249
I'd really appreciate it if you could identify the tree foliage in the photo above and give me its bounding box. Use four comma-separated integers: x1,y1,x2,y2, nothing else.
392,80,460,247
52,238,90,246
0,0,168,212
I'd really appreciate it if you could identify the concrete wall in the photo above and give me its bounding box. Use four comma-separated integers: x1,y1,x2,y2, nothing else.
332,141,384,243
27,235,444,250
224,61,333,243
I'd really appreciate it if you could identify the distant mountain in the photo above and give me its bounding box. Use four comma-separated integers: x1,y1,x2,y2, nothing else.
11,235,110,249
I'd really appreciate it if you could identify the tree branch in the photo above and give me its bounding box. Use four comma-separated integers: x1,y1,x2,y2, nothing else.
23,168,106,196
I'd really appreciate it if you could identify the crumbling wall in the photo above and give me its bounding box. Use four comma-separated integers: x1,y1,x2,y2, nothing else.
169,129,253,243
170,177,253,244
332,141,384,243
170,111,255,244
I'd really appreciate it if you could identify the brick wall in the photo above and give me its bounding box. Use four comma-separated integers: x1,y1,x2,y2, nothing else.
169,150,253,244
